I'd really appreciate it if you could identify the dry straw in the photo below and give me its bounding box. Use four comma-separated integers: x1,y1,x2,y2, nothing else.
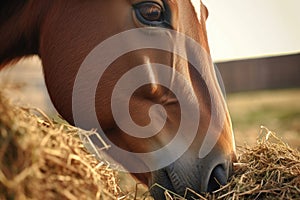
205,126,300,200
151,127,300,200
0,93,299,200
0,94,121,200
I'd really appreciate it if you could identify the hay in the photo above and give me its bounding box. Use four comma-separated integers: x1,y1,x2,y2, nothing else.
208,126,300,200
155,127,300,200
0,94,121,200
1,91,299,200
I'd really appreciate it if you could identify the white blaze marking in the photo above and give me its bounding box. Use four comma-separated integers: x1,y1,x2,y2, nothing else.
145,58,157,84
145,58,159,93
191,0,201,22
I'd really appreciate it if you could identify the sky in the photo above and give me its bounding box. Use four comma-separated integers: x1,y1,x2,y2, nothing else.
198,0,300,61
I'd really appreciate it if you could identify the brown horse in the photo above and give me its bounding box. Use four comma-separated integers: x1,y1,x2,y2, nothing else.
0,0,236,199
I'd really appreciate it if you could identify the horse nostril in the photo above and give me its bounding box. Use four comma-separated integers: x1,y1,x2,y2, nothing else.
207,165,227,192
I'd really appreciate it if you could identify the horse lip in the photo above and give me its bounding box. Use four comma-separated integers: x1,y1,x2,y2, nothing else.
149,153,233,197
149,168,176,199
150,163,200,198
165,164,187,195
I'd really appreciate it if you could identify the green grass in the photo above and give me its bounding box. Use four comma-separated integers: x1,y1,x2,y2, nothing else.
227,88,300,148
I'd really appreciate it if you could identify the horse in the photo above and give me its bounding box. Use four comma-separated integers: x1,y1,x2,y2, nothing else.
0,0,236,199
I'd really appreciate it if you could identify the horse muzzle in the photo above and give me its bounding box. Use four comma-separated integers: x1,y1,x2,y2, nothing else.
149,149,234,199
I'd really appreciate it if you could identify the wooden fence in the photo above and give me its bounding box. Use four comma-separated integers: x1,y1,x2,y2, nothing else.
216,53,300,93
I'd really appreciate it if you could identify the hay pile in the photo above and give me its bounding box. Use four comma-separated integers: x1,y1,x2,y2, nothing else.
158,127,300,200
208,127,300,200
0,94,121,200
1,92,299,200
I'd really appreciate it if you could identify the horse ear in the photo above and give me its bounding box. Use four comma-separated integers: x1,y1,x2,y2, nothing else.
201,3,209,20
190,0,201,22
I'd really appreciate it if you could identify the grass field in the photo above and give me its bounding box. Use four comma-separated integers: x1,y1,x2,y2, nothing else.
227,88,300,149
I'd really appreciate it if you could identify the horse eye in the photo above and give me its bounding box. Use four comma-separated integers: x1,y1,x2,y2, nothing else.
139,3,162,21
134,2,164,25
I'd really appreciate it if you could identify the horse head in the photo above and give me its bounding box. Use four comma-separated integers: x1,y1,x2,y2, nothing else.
0,0,236,198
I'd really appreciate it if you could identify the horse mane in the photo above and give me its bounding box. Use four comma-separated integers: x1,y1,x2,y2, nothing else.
0,0,33,68
0,0,27,24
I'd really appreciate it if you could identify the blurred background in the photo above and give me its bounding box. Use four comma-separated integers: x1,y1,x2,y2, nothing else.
0,0,299,149
204,0,300,61
204,0,300,148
